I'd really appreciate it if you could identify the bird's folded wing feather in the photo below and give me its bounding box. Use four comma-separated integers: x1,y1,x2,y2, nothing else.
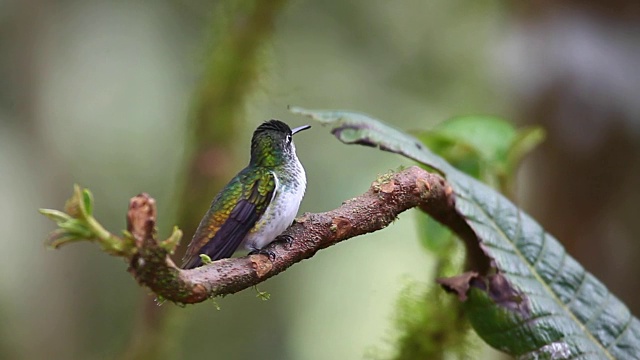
181,170,276,269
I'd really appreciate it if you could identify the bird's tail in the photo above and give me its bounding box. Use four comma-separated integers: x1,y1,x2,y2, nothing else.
181,254,203,270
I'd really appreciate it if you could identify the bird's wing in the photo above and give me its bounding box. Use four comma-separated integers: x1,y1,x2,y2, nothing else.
181,170,276,269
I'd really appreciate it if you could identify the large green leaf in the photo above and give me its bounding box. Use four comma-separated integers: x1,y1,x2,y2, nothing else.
291,107,640,359
414,116,543,255
415,115,544,192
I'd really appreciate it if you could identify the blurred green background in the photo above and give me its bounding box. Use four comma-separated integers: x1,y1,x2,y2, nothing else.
2,0,639,359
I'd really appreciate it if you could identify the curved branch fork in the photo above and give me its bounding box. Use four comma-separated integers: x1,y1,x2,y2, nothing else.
127,166,458,304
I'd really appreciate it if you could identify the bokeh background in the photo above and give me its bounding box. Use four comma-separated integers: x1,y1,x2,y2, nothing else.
1,1,639,359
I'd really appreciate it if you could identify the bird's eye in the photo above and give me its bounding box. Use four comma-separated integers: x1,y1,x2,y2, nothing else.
286,134,292,144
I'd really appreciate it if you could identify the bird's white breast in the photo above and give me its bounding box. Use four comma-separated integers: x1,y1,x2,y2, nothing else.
241,160,306,251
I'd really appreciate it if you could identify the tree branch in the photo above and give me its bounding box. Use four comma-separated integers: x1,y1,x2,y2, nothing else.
43,166,481,304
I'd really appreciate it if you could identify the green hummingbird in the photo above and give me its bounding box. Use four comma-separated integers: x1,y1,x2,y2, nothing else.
181,120,311,269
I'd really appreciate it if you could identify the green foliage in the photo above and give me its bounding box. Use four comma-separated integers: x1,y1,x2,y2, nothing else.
254,287,271,301
386,227,470,359
416,115,544,194
392,281,471,360
293,107,640,359
160,226,184,255
40,185,134,256
40,185,184,260
397,116,539,359
415,116,542,256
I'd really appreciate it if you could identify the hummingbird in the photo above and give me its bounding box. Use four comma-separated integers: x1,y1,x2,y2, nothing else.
181,120,311,269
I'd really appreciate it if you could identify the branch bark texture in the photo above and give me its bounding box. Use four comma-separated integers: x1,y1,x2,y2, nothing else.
126,166,470,304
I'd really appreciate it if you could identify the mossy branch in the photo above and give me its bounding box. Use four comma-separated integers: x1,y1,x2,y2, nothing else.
40,166,470,304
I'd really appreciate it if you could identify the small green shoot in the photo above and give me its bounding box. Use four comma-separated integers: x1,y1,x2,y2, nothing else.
199,254,213,265
160,226,183,254
253,286,271,301
210,298,221,310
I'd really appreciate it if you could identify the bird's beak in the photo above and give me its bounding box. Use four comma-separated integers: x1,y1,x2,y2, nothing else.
291,125,311,135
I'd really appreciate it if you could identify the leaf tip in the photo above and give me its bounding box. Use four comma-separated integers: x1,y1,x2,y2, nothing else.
438,272,530,318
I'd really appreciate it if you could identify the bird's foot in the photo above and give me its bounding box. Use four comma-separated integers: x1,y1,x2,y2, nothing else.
275,234,294,248
248,248,276,261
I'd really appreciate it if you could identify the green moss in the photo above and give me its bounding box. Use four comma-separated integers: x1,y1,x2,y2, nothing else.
391,281,472,360
372,170,396,192
376,170,395,184
253,286,271,301
210,297,222,310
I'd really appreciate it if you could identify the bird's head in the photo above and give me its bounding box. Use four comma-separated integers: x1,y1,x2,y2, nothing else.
250,119,310,166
